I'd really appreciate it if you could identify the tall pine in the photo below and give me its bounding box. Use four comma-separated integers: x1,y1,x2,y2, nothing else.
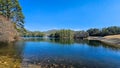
0,0,24,28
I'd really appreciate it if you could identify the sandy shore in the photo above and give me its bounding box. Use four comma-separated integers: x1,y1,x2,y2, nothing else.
87,35,120,48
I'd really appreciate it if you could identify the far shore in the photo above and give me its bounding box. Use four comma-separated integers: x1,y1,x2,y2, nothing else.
87,34,120,48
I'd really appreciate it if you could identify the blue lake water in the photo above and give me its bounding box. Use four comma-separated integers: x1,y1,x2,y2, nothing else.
0,38,120,68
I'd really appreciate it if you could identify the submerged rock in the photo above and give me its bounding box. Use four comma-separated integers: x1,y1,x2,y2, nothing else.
0,56,21,68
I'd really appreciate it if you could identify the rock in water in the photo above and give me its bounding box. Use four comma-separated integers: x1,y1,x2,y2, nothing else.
0,15,19,42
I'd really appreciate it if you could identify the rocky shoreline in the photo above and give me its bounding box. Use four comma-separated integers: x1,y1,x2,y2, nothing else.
0,56,21,68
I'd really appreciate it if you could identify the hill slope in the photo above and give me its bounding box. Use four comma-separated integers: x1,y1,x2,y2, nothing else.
0,15,18,42
104,34,120,39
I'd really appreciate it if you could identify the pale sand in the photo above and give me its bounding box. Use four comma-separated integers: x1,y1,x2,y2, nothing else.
87,34,120,48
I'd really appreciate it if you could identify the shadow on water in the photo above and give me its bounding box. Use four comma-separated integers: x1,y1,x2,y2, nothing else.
23,37,46,42
23,37,120,50
87,40,120,50
49,38,74,45
48,38,120,50
0,42,25,68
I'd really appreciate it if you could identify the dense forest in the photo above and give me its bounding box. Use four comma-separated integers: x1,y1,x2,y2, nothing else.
22,26,120,39
49,29,74,39
87,26,120,36
48,26,120,39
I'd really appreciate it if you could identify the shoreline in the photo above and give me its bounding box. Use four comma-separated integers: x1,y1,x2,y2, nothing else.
87,35,120,48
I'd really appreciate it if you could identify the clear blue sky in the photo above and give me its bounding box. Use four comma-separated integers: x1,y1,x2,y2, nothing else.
19,0,120,31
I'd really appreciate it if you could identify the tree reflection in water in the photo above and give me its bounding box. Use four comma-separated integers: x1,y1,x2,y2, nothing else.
0,42,25,68
0,38,119,68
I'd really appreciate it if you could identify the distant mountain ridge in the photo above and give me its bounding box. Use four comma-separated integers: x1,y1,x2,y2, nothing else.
43,29,58,34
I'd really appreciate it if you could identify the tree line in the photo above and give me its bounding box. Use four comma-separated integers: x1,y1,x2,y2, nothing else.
49,29,74,39
87,26,120,36
22,31,45,37
49,26,120,39
21,26,120,38
49,29,89,39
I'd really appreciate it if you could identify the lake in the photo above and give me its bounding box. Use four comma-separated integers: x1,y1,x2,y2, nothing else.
0,38,120,68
